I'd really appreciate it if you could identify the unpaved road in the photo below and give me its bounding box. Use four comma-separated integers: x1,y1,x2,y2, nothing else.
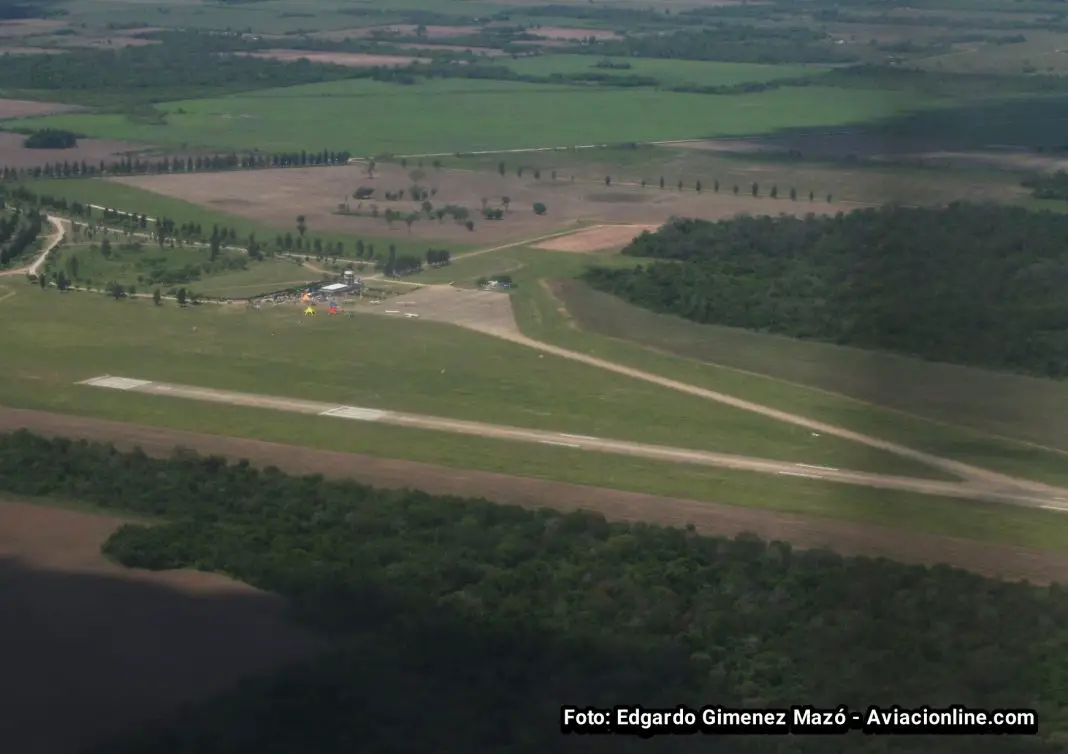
75,375,1068,511
2,407,1067,584
0,214,65,279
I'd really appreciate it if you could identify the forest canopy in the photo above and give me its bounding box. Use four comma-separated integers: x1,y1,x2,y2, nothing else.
583,205,1068,379
0,430,1064,753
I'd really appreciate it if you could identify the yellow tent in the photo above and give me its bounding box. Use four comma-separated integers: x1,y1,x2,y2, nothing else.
304,306,316,316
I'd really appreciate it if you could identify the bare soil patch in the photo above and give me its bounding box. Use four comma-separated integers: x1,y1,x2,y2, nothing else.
0,498,325,754
0,98,80,120
109,163,859,246
367,285,519,335
235,49,427,67
0,407,1064,585
534,223,659,252
0,132,153,169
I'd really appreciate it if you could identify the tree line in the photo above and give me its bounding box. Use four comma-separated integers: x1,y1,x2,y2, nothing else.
573,25,859,64
0,430,1059,754
0,206,43,267
0,40,362,104
583,205,1068,379
0,149,354,183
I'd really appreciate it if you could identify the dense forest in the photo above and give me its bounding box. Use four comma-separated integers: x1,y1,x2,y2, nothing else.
0,431,1063,753
0,42,360,103
583,205,1068,379
577,26,859,64
21,128,77,149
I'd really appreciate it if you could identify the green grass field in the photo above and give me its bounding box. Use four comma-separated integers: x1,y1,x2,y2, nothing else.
51,242,324,298
504,56,831,87
504,270,1068,488
0,285,943,479
441,144,1029,206
8,280,1068,551
13,78,943,154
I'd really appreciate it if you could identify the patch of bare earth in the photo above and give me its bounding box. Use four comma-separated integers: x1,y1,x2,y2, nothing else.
534,223,659,252
109,163,858,246
0,498,325,754
367,285,519,335
0,98,80,120
0,132,155,169
0,408,1064,585
234,50,428,67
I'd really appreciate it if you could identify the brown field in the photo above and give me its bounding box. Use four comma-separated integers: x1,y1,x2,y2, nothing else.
533,223,659,252
0,98,80,120
2,407,1067,586
0,132,153,168
235,49,428,67
109,163,861,245
0,498,325,754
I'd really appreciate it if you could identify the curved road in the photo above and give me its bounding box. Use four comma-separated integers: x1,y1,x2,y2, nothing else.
0,214,66,279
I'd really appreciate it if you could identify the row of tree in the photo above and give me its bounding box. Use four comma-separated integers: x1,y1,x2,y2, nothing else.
0,431,1060,754
0,149,354,183
0,207,42,267
584,205,1068,379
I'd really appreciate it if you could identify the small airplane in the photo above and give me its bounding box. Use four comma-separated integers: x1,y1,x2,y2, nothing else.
404,312,420,319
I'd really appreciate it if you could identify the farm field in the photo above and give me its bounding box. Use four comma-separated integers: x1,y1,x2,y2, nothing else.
446,143,1032,206
11,78,944,154
101,162,862,246
0,286,937,479
503,55,832,86
0,498,325,754
21,178,454,259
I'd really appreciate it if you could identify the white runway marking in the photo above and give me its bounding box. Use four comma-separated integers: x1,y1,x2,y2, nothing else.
560,433,596,441
320,406,388,422
797,463,840,472
540,440,582,449
79,376,152,391
778,471,820,479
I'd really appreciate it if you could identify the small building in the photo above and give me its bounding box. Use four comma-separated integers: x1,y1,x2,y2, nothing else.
321,280,361,295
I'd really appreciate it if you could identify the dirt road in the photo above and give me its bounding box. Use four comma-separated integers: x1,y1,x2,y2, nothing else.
0,214,65,279
74,375,1068,511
